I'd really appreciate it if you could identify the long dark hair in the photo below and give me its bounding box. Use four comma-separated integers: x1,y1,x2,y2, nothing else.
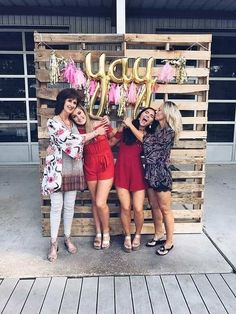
123,107,158,145
55,88,82,115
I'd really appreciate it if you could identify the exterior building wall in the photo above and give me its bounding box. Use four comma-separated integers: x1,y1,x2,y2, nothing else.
0,15,115,33
0,14,236,163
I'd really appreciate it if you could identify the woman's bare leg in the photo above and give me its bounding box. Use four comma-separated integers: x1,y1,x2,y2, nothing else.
156,191,174,248
95,178,113,234
147,188,164,239
116,187,132,251
116,187,132,235
87,180,101,234
132,190,145,235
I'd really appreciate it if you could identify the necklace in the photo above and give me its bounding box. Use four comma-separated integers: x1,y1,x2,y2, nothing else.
59,115,72,130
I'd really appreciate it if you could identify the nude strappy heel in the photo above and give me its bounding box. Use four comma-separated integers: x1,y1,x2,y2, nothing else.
123,235,132,253
47,240,58,262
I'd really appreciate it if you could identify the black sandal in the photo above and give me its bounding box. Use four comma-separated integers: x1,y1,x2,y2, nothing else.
146,238,165,247
156,245,174,256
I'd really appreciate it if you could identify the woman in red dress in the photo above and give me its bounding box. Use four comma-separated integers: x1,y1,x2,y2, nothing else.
111,108,157,252
124,101,182,256
71,105,115,249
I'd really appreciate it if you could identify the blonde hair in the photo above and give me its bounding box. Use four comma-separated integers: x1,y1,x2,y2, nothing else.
162,101,182,141
72,105,101,133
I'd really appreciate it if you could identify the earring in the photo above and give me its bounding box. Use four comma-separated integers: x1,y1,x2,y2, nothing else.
149,124,152,129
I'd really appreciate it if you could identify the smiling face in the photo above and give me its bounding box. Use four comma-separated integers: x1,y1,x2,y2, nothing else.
71,107,87,126
139,108,155,127
63,98,77,115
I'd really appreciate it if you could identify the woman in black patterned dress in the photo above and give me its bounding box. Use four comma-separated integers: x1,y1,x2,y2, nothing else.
123,101,182,255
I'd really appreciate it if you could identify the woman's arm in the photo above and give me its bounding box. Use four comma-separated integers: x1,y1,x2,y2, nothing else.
123,117,144,142
108,123,124,146
48,119,106,158
83,124,108,143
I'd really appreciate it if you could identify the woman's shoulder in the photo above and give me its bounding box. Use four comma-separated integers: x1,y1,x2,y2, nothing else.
47,117,60,125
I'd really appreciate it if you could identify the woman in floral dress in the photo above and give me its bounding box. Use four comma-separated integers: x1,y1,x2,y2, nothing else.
42,88,106,262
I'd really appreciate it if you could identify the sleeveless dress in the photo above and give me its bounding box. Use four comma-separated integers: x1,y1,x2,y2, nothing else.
114,132,147,191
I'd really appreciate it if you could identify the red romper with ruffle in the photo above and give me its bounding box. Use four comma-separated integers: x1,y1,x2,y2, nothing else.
78,125,114,181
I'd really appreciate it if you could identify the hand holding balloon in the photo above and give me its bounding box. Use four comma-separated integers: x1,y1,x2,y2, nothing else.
123,117,133,128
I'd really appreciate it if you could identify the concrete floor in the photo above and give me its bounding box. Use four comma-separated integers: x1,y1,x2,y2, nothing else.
0,164,235,278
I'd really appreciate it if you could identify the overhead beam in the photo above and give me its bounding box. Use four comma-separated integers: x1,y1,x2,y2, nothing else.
0,6,111,17
0,6,235,20
126,8,236,20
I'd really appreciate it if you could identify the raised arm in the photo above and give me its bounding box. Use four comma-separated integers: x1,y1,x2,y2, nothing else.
123,117,144,142
108,123,124,147
48,119,107,158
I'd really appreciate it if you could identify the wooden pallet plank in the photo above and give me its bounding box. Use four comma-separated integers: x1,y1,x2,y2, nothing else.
60,278,82,314
41,206,202,220
130,276,152,314
38,101,208,113
35,49,124,62
191,274,227,314
153,101,208,111
41,188,205,202
157,84,209,94
207,274,236,314
42,219,202,236
152,99,208,110
97,277,115,314
161,275,189,314
40,277,67,314
21,278,51,314
124,34,212,44
2,279,34,314
36,67,209,83
78,277,98,314
125,49,211,60
36,85,209,103
181,116,207,124
146,276,171,314
34,33,124,44
115,277,133,314
38,126,207,140
177,275,208,314
222,274,236,296
0,278,18,313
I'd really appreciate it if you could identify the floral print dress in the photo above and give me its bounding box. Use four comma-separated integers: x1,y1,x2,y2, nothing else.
143,125,175,190
41,118,85,195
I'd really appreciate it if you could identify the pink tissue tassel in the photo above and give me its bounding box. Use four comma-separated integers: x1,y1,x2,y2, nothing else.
114,84,120,105
158,63,175,83
128,82,137,104
89,80,97,96
76,68,86,89
108,83,117,104
63,62,78,87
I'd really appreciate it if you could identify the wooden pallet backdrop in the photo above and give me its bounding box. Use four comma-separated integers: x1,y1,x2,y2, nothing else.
34,33,211,236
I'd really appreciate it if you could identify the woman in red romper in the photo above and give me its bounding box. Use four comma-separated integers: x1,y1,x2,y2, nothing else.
71,105,115,249
111,108,157,252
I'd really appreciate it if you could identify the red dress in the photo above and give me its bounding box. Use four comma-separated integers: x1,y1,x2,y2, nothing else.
78,125,114,181
114,133,147,191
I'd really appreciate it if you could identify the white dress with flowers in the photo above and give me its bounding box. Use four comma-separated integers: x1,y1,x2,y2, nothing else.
41,118,86,195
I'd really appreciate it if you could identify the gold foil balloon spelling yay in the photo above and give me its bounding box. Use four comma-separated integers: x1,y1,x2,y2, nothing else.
85,53,155,117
